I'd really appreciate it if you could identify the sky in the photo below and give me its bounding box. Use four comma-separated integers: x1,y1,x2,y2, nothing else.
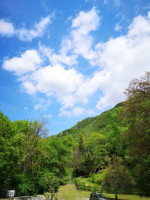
0,0,150,136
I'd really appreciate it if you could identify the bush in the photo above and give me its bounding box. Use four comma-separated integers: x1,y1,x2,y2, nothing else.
15,174,36,196
38,172,60,194
91,170,107,184
75,177,102,192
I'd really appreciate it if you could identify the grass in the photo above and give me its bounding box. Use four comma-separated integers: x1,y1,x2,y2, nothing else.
57,184,91,200
104,193,150,200
1,185,150,200
56,184,150,200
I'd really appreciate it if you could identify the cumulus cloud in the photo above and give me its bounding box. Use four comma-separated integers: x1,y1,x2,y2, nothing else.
2,9,150,117
128,14,150,38
2,50,41,76
16,16,51,41
96,12,150,109
67,7,101,65
0,16,51,41
22,64,84,98
39,8,101,67
39,43,78,66
0,19,15,36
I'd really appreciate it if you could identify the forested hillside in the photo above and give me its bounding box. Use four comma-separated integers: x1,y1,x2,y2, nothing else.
59,102,125,158
0,72,149,198
59,102,123,136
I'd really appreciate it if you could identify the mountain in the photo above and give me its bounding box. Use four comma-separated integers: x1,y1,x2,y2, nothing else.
58,102,123,139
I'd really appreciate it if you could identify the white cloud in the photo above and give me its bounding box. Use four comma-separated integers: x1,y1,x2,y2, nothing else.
40,8,101,68
0,19,15,36
52,7,101,68
16,16,51,41
2,10,150,117
39,39,78,67
70,7,101,65
0,16,51,41
114,23,122,31
128,14,150,38
96,13,150,109
20,64,85,109
3,50,41,76
34,98,50,111
72,107,94,117
59,106,94,117
72,7,99,32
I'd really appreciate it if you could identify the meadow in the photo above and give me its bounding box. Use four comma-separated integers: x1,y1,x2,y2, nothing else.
57,184,150,200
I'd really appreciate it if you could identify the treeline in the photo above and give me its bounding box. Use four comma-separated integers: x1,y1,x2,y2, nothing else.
0,72,150,197
0,115,75,195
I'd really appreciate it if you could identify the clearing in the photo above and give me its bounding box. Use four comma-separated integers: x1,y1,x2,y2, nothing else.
56,184,150,200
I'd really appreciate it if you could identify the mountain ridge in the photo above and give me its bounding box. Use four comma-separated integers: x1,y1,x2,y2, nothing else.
58,102,123,139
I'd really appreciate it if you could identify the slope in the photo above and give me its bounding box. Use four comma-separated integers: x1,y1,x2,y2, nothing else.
58,102,123,139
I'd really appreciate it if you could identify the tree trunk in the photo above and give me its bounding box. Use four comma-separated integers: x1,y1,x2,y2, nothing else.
115,188,118,200
50,194,54,200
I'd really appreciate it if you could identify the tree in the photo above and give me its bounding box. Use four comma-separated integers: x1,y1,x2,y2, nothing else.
13,119,48,176
0,112,26,189
0,114,49,195
121,71,150,194
102,155,134,200
84,133,108,173
72,133,85,176
42,173,60,200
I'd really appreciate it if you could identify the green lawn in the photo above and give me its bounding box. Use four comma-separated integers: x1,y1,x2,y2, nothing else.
57,184,90,200
104,193,150,200
56,184,150,200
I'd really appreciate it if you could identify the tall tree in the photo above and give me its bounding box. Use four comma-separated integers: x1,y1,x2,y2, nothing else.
0,112,27,189
121,71,150,194
72,133,85,176
84,133,108,173
102,155,134,200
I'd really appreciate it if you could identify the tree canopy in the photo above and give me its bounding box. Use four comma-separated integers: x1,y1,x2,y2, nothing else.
121,71,150,194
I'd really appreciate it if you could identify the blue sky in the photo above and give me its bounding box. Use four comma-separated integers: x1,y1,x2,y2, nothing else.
0,0,150,135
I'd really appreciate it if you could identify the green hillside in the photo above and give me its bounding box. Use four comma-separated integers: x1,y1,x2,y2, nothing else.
58,102,123,139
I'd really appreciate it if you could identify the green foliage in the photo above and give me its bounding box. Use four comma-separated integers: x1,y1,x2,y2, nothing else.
57,184,91,200
0,111,23,188
76,177,93,186
0,114,52,195
14,174,36,196
72,132,109,176
60,103,123,138
38,171,60,193
102,155,134,200
85,133,108,171
121,71,150,194
91,170,107,185
43,174,60,200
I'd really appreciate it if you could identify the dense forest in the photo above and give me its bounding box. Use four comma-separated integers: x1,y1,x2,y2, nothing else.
0,72,150,197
